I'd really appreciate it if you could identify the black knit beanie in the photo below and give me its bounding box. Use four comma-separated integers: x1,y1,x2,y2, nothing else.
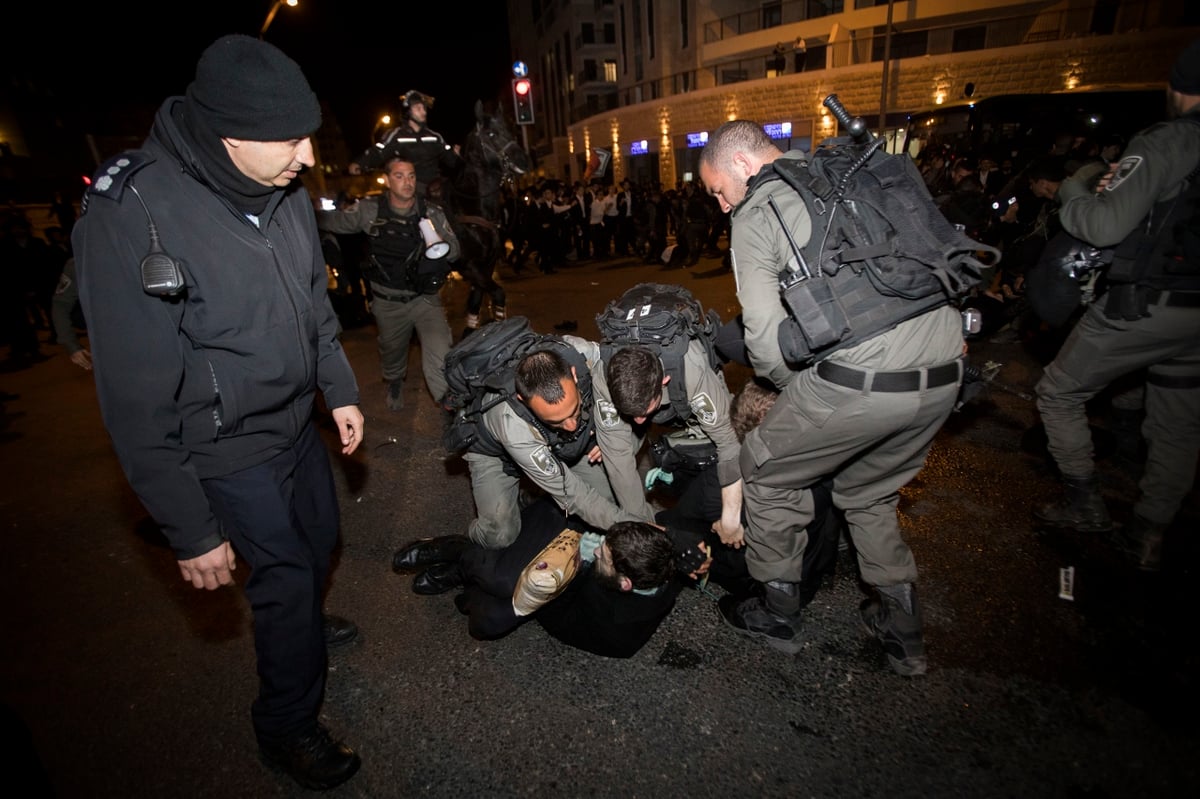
185,34,321,140
1169,38,1200,95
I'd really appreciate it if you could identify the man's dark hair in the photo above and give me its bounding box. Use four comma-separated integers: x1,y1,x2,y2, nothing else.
700,119,776,169
606,346,663,417
515,347,573,403
730,379,779,442
383,156,416,172
605,522,675,589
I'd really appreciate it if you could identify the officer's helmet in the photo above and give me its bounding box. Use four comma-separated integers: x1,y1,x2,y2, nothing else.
400,90,435,115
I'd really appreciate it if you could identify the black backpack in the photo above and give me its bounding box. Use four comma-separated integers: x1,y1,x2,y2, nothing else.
441,317,545,453
761,95,999,364
595,282,723,422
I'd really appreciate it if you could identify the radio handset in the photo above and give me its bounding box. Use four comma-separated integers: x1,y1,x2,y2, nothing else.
128,182,186,297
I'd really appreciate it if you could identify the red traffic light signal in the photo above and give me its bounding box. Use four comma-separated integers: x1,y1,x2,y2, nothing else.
512,78,534,125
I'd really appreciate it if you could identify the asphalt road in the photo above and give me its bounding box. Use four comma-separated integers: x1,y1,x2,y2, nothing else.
2,252,1197,798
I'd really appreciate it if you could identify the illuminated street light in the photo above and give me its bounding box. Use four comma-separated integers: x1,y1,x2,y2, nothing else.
260,0,299,39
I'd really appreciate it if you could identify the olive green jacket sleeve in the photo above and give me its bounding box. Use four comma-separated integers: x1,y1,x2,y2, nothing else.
317,196,379,235
569,336,657,522
730,152,813,389
679,339,741,487
1059,118,1200,247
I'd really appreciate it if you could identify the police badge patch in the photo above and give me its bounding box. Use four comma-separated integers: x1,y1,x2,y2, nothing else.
1105,155,1142,192
528,445,561,477
689,392,718,425
597,399,620,429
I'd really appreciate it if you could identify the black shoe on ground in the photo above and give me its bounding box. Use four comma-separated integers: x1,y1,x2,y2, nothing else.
413,561,465,595
259,725,361,791
322,614,358,648
717,593,803,654
392,535,471,573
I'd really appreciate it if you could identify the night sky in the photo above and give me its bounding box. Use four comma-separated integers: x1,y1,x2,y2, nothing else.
8,1,515,150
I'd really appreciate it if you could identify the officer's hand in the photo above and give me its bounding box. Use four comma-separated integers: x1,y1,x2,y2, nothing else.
587,444,603,464
1095,162,1119,192
332,405,365,455
70,349,93,371
712,519,744,549
178,541,236,591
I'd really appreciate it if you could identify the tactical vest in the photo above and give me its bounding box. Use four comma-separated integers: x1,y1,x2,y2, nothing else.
469,339,597,475
1107,115,1200,294
595,283,723,426
748,161,962,366
365,198,436,293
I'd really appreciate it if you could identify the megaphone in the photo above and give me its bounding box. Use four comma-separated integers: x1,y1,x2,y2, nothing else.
418,218,450,259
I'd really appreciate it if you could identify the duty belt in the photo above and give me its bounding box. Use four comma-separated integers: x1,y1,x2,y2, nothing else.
1144,289,1200,308
817,359,962,392
371,285,419,303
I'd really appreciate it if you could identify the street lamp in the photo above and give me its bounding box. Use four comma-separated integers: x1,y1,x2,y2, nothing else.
260,0,298,39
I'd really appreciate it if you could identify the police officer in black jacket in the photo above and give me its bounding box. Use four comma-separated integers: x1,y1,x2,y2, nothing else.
72,35,364,790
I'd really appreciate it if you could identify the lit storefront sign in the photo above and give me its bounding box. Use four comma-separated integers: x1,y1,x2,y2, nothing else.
762,122,793,140
686,132,709,148
629,139,649,155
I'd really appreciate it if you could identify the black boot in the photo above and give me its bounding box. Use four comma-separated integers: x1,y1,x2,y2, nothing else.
1033,474,1112,532
717,580,803,654
860,583,927,677
1112,515,1167,572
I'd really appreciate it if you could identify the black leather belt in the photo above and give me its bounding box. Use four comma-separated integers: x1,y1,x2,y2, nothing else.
371,287,418,303
817,359,961,392
1145,289,1200,308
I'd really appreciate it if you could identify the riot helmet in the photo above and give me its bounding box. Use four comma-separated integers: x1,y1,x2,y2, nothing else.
400,89,434,116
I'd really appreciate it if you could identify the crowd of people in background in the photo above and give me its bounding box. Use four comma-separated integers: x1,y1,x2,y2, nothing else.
496,175,728,275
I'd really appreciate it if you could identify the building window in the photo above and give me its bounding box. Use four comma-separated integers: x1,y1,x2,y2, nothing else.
648,0,656,60
762,2,782,29
581,23,595,44
952,25,986,53
873,28,928,61
604,60,618,82
583,59,598,82
604,23,615,44
680,0,688,49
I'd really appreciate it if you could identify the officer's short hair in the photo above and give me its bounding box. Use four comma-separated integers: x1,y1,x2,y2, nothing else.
606,346,663,417
515,348,573,403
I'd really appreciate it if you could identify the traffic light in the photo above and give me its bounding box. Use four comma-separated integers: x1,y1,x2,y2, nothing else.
512,78,534,125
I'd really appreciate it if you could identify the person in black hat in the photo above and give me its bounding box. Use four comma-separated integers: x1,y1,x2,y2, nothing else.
71,34,364,790
1033,37,1200,573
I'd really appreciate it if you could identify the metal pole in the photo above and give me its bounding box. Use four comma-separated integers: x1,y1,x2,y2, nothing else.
877,0,895,143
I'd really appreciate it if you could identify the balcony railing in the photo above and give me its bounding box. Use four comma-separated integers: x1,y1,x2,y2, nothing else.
703,0,847,43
